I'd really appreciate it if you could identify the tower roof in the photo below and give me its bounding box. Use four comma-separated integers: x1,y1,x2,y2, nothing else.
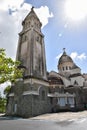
58,49,73,65
22,6,42,26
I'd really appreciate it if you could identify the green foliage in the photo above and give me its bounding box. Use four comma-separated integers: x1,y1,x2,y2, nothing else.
4,85,11,96
0,48,23,84
0,93,6,113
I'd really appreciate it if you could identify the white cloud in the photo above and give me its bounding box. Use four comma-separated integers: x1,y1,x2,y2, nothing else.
77,53,87,60
56,52,87,61
35,6,53,28
70,52,87,60
0,0,24,11
70,52,78,60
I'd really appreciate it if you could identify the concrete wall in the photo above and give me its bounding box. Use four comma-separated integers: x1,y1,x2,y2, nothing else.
65,86,84,110
70,76,84,86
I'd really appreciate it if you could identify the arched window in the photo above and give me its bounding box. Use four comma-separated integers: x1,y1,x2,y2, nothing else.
74,80,78,85
66,66,68,70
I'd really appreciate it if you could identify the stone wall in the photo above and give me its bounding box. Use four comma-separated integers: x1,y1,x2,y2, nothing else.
6,79,52,118
32,95,52,116
65,86,84,110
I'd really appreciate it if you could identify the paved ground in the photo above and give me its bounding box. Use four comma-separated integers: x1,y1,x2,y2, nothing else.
30,110,87,121
0,112,87,130
1,111,87,130
1,110,87,121
0,118,87,130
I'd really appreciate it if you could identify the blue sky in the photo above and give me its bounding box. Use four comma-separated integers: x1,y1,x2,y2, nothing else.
0,0,87,73
0,0,87,94
26,0,87,73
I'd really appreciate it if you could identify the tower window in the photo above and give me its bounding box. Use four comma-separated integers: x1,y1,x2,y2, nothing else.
22,35,27,42
37,36,39,41
29,21,30,27
25,36,27,41
63,67,64,71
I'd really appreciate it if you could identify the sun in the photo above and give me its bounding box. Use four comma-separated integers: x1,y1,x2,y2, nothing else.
65,0,87,21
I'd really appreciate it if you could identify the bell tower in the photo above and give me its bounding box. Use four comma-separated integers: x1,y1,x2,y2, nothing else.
16,7,47,79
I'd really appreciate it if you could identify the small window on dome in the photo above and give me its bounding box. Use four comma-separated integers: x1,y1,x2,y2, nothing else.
74,80,78,85
66,66,68,70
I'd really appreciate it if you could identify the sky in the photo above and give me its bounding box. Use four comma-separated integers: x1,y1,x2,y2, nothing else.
0,0,87,95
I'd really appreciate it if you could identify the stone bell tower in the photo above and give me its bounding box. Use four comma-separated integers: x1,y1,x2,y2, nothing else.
16,7,47,79
6,7,50,118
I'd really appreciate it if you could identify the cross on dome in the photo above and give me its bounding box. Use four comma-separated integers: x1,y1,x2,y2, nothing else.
63,48,66,52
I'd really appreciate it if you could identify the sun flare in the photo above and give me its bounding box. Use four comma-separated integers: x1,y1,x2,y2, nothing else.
65,0,87,21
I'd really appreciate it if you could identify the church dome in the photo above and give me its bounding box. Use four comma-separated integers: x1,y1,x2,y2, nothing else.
58,50,73,65
58,49,74,76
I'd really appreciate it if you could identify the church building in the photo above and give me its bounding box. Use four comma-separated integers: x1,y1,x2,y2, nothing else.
6,7,87,118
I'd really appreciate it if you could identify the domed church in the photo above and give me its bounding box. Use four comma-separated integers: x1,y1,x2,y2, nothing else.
58,48,81,78
6,7,87,117
48,48,86,112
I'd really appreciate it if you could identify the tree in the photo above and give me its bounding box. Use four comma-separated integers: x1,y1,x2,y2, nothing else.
0,92,6,113
0,48,23,84
4,85,11,96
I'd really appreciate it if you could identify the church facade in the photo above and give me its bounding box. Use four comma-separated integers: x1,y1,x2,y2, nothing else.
6,7,87,118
